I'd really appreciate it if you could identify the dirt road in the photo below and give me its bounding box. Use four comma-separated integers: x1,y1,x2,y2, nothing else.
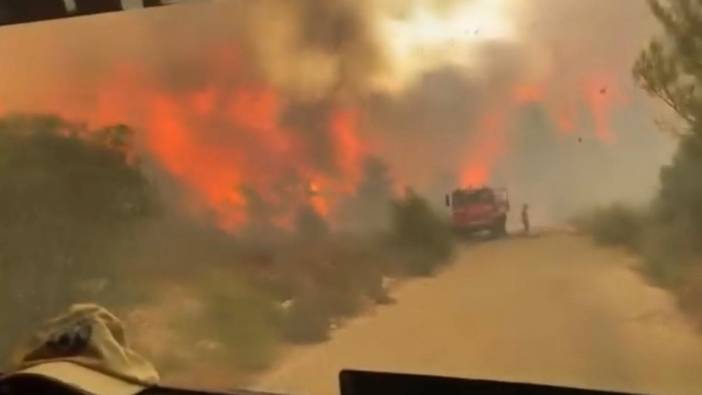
253,234,702,395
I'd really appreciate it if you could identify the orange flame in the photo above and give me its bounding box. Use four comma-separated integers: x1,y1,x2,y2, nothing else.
191,87,218,117
460,111,508,187
331,109,364,188
147,94,248,229
459,71,629,187
3,40,630,226
581,73,627,144
307,179,330,217
25,47,368,230
513,83,546,104
554,102,577,134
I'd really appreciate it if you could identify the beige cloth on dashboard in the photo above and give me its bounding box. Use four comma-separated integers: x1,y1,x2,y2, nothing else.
1,304,159,395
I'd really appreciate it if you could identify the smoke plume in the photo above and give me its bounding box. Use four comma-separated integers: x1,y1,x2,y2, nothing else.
0,0,677,227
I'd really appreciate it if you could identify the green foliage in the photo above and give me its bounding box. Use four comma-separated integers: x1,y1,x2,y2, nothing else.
390,189,454,276
275,241,391,344
676,266,702,327
264,236,388,343
294,205,330,241
633,0,702,129
655,136,702,230
338,156,395,233
197,274,280,371
624,0,702,300
641,136,702,286
638,221,694,287
575,204,645,249
0,115,159,360
128,272,282,379
580,0,702,294
281,292,331,344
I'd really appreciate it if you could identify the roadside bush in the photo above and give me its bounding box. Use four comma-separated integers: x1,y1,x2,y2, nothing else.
676,265,702,328
630,0,702,327
201,277,280,372
638,217,701,287
273,238,388,343
575,204,695,287
138,272,281,379
390,190,454,276
281,292,331,344
655,136,702,231
633,137,702,287
575,204,645,249
0,116,159,363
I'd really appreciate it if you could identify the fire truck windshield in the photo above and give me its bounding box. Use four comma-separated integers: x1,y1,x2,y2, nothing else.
0,1,700,395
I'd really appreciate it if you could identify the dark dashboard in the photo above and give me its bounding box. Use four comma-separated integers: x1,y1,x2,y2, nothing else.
0,371,645,395
339,371,642,395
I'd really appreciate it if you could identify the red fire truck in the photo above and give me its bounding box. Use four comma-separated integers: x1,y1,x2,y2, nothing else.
446,187,510,237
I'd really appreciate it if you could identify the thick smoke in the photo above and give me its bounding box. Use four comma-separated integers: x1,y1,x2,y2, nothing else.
361,0,676,224
0,0,390,227
0,0,678,227
0,0,389,105
237,0,388,101
493,0,673,223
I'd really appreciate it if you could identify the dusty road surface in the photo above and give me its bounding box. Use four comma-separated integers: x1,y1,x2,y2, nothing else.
253,234,702,395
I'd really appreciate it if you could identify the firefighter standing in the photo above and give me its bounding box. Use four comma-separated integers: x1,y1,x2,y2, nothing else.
522,204,530,235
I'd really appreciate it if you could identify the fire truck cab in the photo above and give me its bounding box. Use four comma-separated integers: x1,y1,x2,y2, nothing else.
446,187,509,237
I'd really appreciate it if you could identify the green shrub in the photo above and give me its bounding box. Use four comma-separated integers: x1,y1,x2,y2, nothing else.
676,266,702,328
274,239,380,342
630,0,702,327
575,204,645,249
281,293,330,344
390,190,454,276
638,218,700,287
178,272,281,372
0,116,159,363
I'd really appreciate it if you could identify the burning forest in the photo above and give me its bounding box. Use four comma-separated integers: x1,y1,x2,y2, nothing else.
0,0,673,227
0,0,678,387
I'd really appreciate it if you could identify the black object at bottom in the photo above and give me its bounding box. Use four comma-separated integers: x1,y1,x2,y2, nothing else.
339,370,642,395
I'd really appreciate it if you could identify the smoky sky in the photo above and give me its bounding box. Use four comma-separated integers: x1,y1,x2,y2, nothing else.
363,0,673,221
491,102,674,225
0,0,677,224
